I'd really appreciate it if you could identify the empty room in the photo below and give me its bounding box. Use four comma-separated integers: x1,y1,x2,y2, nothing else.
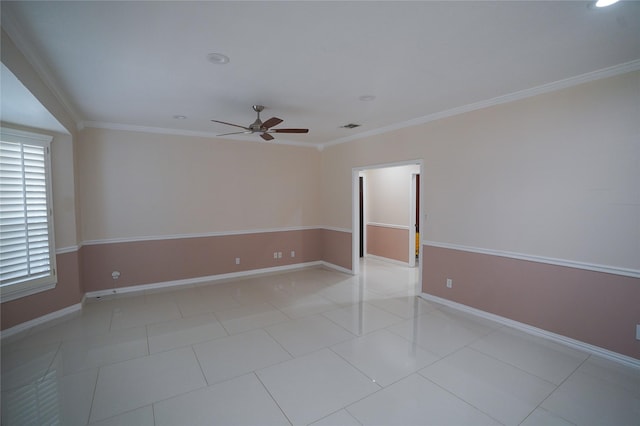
1,1,639,425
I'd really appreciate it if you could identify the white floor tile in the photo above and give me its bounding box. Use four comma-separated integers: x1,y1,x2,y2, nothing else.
193,328,291,385
110,300,182,331
311,409,362,426
541,368,640,426
51,326,149,375
154,373,290,426
322,302,404,336
577,355,640,398
388,309,494,357
89,347,206,422
6,262,639,426
367,295,438,319
176,287,240,317
257,348,380,425
420,347,556,425
347,373,499,426
265,315,355,357
2,368,97,426
331,329,439,387
520,408,575,426
470,327,588,384
147,313,227,354
89,406,154,426
1,341,60,391
275,294,341,319
214,302,289,334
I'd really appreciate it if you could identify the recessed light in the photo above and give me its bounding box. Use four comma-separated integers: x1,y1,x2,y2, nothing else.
173,115,187,120
359,95,376,102
207,53,230,64
595,0,619,7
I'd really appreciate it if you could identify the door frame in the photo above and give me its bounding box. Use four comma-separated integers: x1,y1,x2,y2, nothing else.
351,159,424,293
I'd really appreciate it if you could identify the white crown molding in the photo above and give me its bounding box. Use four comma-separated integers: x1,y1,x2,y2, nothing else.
424,240,640,279
420,293,640,370
321,60,640,149
1,8,83,126
80,121,317,149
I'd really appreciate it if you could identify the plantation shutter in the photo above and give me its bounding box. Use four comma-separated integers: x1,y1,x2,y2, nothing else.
0,129,56,301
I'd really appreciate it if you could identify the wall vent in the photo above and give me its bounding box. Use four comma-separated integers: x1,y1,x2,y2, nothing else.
340,123,361,129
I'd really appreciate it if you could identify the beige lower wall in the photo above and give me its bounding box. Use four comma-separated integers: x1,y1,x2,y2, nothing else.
367,224,409,263
1,251,83,330
321,229,352,271
422,245,640,360
82,229,323,292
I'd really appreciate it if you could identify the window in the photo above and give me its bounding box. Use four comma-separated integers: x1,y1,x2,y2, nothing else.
0,128,56,302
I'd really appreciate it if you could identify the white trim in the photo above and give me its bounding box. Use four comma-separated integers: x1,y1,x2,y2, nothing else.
1,8,81,128
85,261,324,298
81,121,316,149
321,261,354,275
81,226,321,246
56,245,80,255
366,254,409,267
367,222,410,231
322,60,640,149
423,241,640,279
420,293,640,370
0,302,83,340
321,226,352,234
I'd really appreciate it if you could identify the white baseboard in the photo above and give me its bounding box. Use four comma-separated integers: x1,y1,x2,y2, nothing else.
420,293,640,370
0,302,83,340
321,261,354,275
366,254,410,267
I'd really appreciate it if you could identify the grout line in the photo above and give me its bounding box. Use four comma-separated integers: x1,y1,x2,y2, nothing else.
253,371,294,426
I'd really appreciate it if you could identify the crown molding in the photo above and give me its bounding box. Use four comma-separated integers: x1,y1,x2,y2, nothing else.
1,9,83,127
321,60,640,149
80,121,317,149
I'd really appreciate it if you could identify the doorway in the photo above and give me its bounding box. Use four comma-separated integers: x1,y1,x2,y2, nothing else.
352,160,424,289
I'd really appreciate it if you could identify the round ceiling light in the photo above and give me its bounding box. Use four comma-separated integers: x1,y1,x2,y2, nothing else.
595,0,619,7
207,53,230,64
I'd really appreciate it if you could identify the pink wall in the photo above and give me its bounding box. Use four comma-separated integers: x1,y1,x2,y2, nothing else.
1,251,83,330
422,245,640,360
367,224,409,263
321,229,352,271
82,229,323,292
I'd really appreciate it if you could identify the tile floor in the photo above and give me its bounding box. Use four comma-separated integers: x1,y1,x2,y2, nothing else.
1,258,639,425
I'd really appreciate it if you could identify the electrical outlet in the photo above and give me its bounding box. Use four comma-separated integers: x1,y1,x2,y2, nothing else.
278,252,282,259
274,252,278,259
291,251,295,258
446,278,452,288
112,271,121,280
235,257,240,265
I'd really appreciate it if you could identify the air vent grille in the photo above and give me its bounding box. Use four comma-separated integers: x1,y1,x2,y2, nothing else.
341,123,361,129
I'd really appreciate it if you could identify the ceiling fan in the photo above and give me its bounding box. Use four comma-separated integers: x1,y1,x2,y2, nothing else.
211,105,309,141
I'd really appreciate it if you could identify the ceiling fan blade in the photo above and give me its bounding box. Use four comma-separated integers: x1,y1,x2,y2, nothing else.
271,128,309,134
262,117,284,130
211,120,250,130
217,131,252,137
260,132,275,141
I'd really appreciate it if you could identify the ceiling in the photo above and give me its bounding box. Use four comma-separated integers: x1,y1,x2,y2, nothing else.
1,1,639,148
